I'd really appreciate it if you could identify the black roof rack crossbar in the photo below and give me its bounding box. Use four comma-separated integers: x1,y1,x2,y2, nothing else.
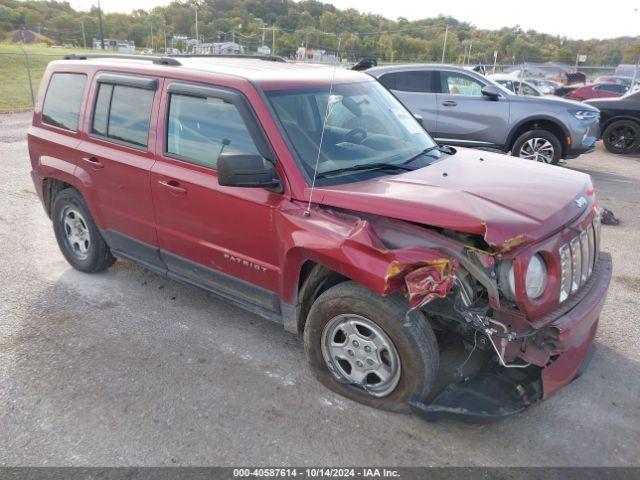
169,54,286,63
63,54,181,66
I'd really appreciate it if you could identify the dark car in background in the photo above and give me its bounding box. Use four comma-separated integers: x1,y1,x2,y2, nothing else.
586,89,640,154
566,82,629,101
366,64,600,164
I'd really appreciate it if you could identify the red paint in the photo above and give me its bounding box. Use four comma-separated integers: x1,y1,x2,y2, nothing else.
565,83,626,101
28,58,612,405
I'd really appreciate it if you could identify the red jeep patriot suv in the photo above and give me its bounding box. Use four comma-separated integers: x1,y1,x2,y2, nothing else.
28,55,612,421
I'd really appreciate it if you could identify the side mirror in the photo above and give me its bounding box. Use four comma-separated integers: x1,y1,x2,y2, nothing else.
481,85,502,100
217,153,280,189
413,113,424,126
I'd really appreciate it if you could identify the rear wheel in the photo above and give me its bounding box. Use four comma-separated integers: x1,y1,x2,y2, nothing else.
303,281,439,412
603,120,640,154
52,188,116,273
512,129,562,164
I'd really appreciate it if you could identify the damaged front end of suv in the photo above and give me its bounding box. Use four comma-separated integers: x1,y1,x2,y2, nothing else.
294,185,611,421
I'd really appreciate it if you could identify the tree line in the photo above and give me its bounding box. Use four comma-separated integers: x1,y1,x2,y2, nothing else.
1,0,639,65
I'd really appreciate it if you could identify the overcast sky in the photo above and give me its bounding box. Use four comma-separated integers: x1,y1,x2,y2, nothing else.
67,0,640,40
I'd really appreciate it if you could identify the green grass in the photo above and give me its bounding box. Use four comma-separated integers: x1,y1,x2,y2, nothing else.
0,44,93,113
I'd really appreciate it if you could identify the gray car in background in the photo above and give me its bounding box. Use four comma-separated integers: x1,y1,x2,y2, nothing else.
366,64,600,164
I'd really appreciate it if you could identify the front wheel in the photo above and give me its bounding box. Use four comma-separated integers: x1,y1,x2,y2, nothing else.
303,282,439,413
603,120,640,154
511,129,562,164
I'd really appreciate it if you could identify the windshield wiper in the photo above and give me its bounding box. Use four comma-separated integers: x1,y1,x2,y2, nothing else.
315,145,453,180
316,161,414,179
403,144,454,164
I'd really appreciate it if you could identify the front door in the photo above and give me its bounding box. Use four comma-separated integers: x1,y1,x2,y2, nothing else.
150,81,285,313
434,70,510,147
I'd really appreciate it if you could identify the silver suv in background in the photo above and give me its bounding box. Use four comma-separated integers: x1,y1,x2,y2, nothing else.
366,64,600,164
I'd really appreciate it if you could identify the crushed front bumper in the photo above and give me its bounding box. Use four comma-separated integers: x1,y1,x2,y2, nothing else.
411,252,612,422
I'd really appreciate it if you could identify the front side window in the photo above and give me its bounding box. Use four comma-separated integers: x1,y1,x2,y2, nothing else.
266,80,438,183
440,72,484,96
42,73,87,131
166,93,260,169
92,83,154,147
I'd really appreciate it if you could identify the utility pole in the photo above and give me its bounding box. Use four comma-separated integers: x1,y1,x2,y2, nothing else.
441,25,449,64
272,25,276,55
193,5,198,48
97,0,105,50
468,41,473,65
150,23,154,52
492,50,498,74
81,20,86,49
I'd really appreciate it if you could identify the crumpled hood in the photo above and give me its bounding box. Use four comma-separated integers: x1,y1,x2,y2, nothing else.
313,148,595,251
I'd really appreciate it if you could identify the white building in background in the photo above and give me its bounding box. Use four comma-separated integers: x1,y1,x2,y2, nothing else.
93,38,135,52
192,42,245,55
257,45,271,55
310,49,338,63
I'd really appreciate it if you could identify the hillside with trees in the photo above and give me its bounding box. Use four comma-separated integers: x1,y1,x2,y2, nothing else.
1,0,639,65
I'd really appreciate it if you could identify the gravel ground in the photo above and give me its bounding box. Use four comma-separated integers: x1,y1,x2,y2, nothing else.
0,111,639,466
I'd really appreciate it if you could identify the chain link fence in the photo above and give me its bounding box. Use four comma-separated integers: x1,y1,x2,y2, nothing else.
0,49,73,113
0,48,620,114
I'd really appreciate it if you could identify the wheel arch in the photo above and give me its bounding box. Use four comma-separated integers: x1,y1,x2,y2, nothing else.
41,166,107,229
293,260,350,335
507,116,570,157
601,115,640,132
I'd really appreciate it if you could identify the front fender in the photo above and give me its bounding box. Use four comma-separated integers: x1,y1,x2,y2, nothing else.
276,202,461,310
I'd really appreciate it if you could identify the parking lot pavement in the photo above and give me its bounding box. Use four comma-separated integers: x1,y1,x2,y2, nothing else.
0,111,639,467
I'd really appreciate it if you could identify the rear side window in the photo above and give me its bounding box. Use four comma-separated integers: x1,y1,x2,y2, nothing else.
597,84,628,94
92,83,154,147
166,93,260,169
379,71,433,93
42,73,87,131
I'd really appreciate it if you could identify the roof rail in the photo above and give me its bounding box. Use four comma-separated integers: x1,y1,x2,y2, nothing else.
63,54,181,66
170,54,286,63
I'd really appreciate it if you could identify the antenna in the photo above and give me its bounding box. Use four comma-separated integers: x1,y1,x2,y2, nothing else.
305,37,342,217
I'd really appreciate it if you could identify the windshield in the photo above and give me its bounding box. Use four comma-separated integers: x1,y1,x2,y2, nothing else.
265,80,438,182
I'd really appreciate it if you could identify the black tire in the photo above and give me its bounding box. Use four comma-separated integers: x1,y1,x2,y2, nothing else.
303,281,439,413
511,129,562,165
603,120,640,154
52,188,116,273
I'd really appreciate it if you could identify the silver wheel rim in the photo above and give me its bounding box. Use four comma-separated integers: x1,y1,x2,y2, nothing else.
62,207,91,259
519,137,555,163
320,314,401,398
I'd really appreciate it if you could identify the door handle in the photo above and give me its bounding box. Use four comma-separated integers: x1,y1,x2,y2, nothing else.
82,156,104,169
158,179,187,195
441,100,458,107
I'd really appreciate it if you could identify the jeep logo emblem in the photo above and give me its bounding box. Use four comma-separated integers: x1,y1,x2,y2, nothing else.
575,196,587,208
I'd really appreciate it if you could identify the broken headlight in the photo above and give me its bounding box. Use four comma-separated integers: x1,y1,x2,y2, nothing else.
525,254,547,299
497,253,547,301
